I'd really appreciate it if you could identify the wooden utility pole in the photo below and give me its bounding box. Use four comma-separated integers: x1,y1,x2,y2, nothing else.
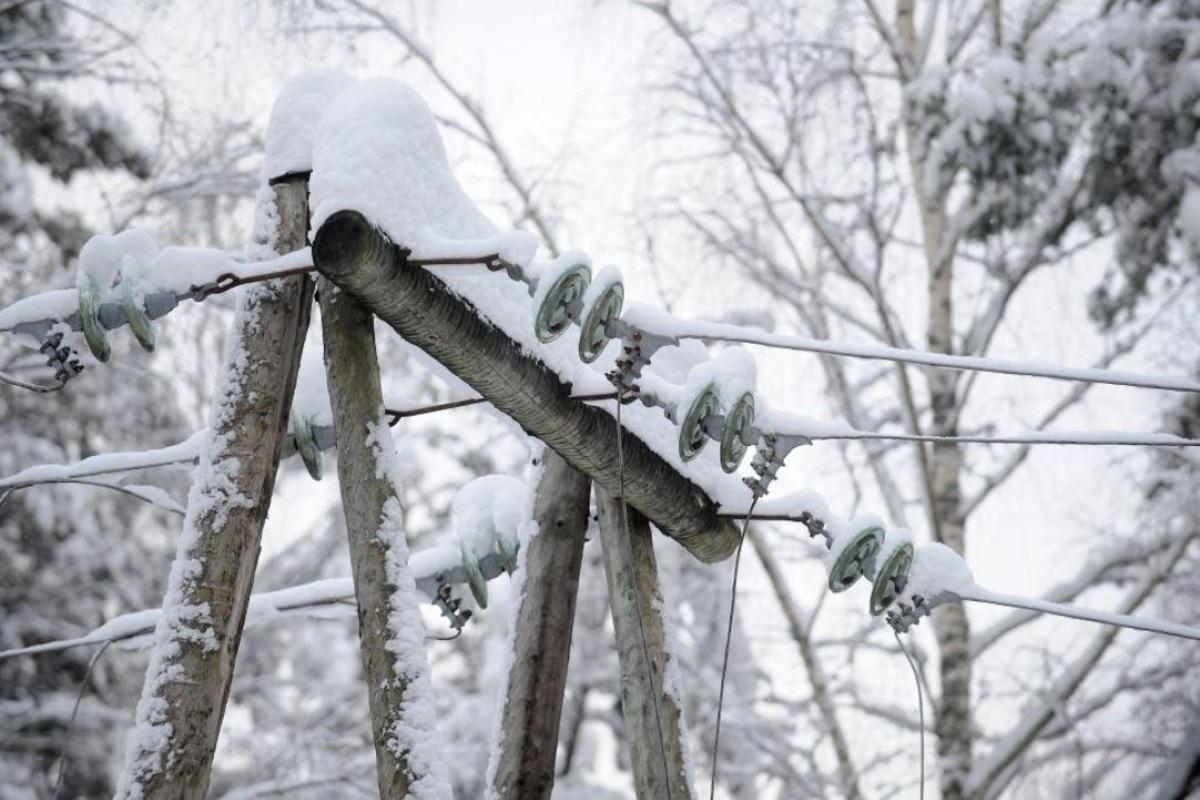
596,488,696,800
488,449,591,799
116,176,312,799
319,278,449,799
310,210,739,563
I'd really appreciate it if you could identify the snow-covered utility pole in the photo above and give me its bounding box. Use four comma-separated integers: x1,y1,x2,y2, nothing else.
309,210,739,564
116,174,313,799
318,279,450,799
596,488,696,800
487,450,590,799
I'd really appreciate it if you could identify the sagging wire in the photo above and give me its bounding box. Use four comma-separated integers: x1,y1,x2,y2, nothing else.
615,397,675,800
893,629,926,800
708,496,759,800
53,639,112,800
0,478,184,517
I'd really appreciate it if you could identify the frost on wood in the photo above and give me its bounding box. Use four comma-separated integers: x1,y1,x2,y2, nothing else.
363,417,452,800
115,179,311,797
318,242,450,799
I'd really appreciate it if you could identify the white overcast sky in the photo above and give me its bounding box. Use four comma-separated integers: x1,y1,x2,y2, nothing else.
80,0,1194,764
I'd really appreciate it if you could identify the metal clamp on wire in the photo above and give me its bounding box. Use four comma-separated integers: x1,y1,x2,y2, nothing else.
885,586,959,633
433,574,473,632
886,594,932,633
798,510,831,545
39,331,84,386
604,318,679,403
743,430,811,498
485,256,526,283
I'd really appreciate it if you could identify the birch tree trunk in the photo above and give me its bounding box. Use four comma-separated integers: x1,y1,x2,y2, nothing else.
915,159,973,800
487,450,590,800
894,4,973,796
318,279,450,800
595,488,695,800
116,177,313,799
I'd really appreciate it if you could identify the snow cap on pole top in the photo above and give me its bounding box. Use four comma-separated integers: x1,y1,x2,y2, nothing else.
263,68,353,183
310,77,496,250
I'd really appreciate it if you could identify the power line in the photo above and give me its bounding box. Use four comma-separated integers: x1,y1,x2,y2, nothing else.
958,587,1200,643
642,320,1200,394
798,429,1200,447
731,516,1200,643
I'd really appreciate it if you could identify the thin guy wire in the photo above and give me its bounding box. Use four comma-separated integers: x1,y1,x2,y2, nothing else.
709,495,759,800
615,398,674,800
204,251,501,297
894,630,926,800
384,391,616,426
54,639,112,800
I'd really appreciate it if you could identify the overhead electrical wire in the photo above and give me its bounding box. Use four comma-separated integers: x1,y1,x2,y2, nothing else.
797,429,1200,447
655,321,1200,394
958,588,1200,643
6,244,1198,656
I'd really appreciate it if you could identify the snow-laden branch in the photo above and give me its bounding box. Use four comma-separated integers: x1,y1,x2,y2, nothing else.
0,431,206,489
0,477,185,516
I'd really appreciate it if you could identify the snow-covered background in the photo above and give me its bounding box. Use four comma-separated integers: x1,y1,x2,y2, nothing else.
2,1,1199,798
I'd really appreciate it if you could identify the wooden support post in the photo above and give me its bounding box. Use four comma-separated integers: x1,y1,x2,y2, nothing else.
318,279,448,799
310,211,739,563
595,488,696,800
116,177,312,799
488,450,591,799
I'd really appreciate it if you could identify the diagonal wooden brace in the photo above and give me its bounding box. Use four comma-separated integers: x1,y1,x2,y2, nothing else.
311,210,739,563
